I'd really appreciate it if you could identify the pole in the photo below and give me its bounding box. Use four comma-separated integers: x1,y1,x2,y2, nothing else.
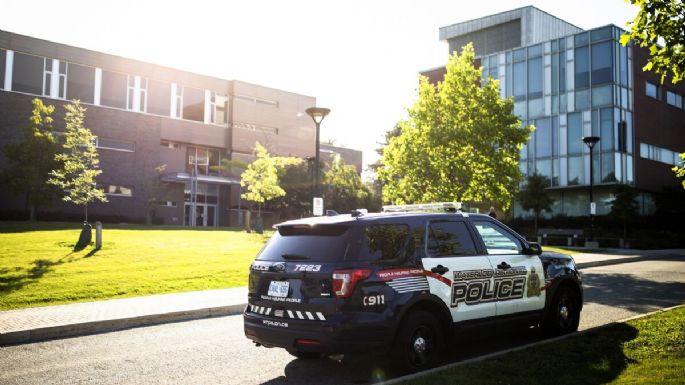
589,148,594,242
314,121,321,199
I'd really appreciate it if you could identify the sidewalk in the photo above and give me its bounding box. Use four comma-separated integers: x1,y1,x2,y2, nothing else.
1,249,683,346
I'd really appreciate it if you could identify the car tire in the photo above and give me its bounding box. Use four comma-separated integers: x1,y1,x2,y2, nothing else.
391,310,445,373
286,349,322,360
542,285,580,336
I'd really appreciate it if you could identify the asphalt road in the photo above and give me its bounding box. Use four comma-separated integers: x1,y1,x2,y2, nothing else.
2,257,684,385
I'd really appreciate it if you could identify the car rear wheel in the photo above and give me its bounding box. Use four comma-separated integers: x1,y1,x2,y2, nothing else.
542,285,580,336
391,310,445,373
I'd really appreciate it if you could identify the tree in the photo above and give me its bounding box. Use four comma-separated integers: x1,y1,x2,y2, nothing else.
48,100,107,222
621,0,685,84
271,161,313,220
323,154,369,214
377,43,533,209
240,142,301,217
609,185,639,242
517,173,554,237
674,152,685,189
144,164,169,225
1,98,61,220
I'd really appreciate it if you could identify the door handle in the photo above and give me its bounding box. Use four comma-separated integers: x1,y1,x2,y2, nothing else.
497,262,511,270
431,265,449,275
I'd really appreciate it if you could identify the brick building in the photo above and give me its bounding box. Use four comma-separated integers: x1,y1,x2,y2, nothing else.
0,30,361,226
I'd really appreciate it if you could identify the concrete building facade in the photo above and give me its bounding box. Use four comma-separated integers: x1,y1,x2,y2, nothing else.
0,30,360,226
425,6,685,218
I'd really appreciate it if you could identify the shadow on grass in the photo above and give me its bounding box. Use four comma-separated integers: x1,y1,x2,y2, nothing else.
0,248,99,294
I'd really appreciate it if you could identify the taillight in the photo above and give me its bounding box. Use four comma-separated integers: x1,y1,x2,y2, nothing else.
332,269,371,298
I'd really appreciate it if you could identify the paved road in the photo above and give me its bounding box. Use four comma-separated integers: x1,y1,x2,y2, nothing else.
2,257,684,385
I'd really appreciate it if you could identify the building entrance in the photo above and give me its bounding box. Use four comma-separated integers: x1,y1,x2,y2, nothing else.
184,203,217,227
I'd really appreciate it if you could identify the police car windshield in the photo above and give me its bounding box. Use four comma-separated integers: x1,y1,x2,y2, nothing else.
256,225,361,262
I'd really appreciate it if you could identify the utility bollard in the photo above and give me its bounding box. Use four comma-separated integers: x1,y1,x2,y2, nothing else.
95,221,102,249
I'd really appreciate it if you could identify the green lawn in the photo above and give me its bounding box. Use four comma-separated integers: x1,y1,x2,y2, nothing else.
541,246,575,255
403,306,685,385
0,222,270,310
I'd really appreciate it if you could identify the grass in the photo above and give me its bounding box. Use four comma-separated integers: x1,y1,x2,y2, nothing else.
0,221,270,310
403,306,685,385
540,246,575,255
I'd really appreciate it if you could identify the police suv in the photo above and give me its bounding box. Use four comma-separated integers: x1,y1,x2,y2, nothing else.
243,203,582,372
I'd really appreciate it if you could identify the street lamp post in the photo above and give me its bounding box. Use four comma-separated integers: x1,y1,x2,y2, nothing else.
582,136,600,244
305,107,330,214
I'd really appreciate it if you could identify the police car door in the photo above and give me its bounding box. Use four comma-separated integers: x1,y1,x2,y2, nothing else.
421,219,497,322
471,220,545,316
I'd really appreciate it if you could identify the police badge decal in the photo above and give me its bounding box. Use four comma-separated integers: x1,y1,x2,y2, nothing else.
527,267,541,297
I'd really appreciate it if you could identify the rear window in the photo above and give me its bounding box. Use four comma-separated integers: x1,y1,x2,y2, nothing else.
256,225,361,262
361,224,412,261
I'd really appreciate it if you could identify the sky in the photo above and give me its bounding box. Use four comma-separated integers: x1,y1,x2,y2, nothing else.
1,0,639,174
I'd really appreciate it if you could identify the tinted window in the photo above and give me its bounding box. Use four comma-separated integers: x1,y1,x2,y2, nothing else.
257,225,360,262
66,63,95,103
12,52,43,95
101,70,127,108
427,221,477,257
148,79,170,116
363,224,410,261
182,86,204,122
591,41,612,85
575,46,589,89
473,221,522,254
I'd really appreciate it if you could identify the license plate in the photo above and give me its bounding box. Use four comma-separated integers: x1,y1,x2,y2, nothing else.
268,281,290,297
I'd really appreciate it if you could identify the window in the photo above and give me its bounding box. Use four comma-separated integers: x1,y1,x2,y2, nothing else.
210,92,228,124
43,59,66,98
559,51,567,93
528,57,543,99
567,113,583,155
66,63,95,104
160,140,180,149
645,81,660,100
105,184,133,197
591,41,612,85
12,52,43,95
158,201,177,208
575,46,589,89
535,118,552,158
100,70,127,108
640,142,680,166
173,85,182,118
600,108,613,151
147,80,171,116
427,221,476,257
235,94,279,107
182,86,204,122
513,61,526,100
126,76,147,112
473,221,522,255
95,137,135,152
667,90,683,109
568,156,583,185
0,49,5,89
364,224,411,261
186,146,220,175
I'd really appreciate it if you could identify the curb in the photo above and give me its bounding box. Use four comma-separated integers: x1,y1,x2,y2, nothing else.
575,252,683,269
382,303,685,385
0,303,246,346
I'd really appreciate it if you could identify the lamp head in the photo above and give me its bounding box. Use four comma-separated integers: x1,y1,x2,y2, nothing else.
582,136,600,149
305,107,330,124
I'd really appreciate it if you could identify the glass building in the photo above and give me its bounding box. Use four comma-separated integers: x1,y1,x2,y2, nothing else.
425,6,685,218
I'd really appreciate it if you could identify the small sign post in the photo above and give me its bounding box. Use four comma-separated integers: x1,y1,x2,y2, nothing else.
590,202,596,215
313,197,324,216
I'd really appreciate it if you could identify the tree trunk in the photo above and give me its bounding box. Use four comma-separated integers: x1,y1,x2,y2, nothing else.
534,211,539,240
84,203,88,223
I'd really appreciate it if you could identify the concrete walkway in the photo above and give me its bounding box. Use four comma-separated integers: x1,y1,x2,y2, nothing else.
1,249,683,346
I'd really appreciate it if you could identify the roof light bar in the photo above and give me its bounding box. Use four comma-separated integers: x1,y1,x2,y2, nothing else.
382,202,462,213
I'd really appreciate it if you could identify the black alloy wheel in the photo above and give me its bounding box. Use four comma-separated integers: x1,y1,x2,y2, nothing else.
392,310,445,373
543,285,580,336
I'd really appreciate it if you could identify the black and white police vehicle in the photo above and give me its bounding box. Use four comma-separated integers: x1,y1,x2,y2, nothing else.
244,203,582,372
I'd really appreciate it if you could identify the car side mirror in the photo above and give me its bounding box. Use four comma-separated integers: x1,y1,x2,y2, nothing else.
525,242,542,255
